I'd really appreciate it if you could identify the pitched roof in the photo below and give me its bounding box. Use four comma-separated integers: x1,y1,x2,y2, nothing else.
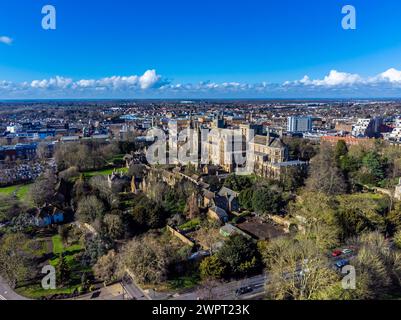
252,135,285,149
209,206,228,219
218,187,239,201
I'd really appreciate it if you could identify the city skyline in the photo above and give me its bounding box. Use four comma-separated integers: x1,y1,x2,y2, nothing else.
1,0,401,98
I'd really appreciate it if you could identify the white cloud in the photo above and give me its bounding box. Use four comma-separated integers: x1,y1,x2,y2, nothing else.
31,76,73,90
287,70,363,87
139,69,162,89
0,36,13,45
2,68,401,98
375,68,401,83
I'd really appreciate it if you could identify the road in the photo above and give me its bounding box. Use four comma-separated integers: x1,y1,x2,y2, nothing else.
171,274,267,300
121,276,149,300
0,276,29,300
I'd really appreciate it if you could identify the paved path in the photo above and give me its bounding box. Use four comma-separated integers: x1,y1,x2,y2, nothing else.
0,276,29,300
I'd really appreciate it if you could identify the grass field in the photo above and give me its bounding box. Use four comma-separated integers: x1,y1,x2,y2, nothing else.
16,235,87,299
83,167,128,178
0,183,33,204
0,185,18,196
51,235,83,256
16,284,81,299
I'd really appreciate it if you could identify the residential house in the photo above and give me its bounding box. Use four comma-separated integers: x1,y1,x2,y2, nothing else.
207,206,229,223
216,187,239,213
35,205,65,227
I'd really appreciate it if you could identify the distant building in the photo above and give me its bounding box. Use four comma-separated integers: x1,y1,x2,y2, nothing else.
0,143,37,161
287,116,313,133
321,136,375,147
388,119,401,142
352,117,382,138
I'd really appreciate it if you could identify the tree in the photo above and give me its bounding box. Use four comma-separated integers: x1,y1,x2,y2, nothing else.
72,174,91,204
280,166,308,192
102,214,124,240
0,195,26,223
36,142,50,161
197,278,222,300
217,235,261,276
29,170,57,207
290,191,340,250
199,255,226,280
239,188,254,210
89,176,119,208
56,254,71,286
223,175,253,192
118,235,171,285
263,238,340,300
59,166,80,181
58,225,70,245
252,185,285,215
283,137,318,161
349,232,401,299
196,221,221,254
76,195,105,223
81,235,113,267
0,233,34,288
334,140,348,163
358,151,386,185
93,250,119,284
336,194,387,239
131,196,168,233
306,145,347,196
383,146,401,180
388,203,401,234
394,230,401,249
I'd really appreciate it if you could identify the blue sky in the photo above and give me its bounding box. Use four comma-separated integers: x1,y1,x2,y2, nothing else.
1,0,401,98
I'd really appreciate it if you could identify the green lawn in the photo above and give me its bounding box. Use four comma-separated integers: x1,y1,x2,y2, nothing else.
52,235,64,255
16,235,87,299
168,274,201,290
0,185,18,196
51,235,83,256
16,284,81,299
179,218,202,232
16,235,86,299
0,184,33,203
83,167,128,178
16,184,33,202
50,235,84,269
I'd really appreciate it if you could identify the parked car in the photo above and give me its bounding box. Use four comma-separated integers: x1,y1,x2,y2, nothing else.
335,259,349,269
332,250,342,257
235,286,253,296
342,248,353,255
